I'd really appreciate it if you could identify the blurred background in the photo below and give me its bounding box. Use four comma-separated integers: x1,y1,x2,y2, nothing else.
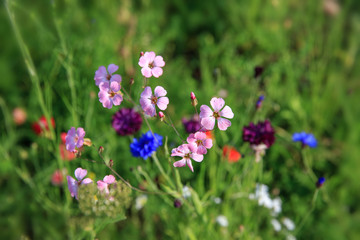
1,0,360,239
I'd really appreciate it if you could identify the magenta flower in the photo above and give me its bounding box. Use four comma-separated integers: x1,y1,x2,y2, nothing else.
94,64,122,86
97,175,116,194
98,81,123,109
140,86,169,117
65,127,85,153
187,131,213,154
199,97,234,131
171,144,204,172
138,51,165,78
66,168,93,200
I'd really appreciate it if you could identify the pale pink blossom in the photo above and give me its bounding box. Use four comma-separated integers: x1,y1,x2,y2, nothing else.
171,144,203,172
138,51,165,78
140,86,169,117
97,175,116,195
199,97,234,131
66,168,93,200
187,131,213,154
94,64,122,86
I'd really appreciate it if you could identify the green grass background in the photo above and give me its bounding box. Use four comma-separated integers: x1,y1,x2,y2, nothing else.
1,0,360,239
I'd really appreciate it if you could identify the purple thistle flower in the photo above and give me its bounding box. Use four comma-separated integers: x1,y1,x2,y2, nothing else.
242,120,275,148
112,108,143,136
98,81,123,109
94,64,122,86
182,115,201,134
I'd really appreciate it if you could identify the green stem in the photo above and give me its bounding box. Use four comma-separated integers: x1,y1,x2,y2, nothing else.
152,153,175,189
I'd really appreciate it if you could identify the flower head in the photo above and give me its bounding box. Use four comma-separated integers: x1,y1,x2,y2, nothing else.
66,168,93,200
187,131,213,154
112,108,142,136
98,81,123,109
222,145,241,163
282,217,295,231
65,127,85,153
171,144,203,172
292,132,317,148
97,175,116,195
140,86,169,117
242,120,275,148
182,115,201,134
138,51,165,78
216,215,229,227
199,97,234,131
59,132,76,161
271,219,281,232
94,64,122,86
130,131,163,160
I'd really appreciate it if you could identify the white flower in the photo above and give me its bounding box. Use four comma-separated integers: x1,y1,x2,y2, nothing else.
135,194,148,210
271,197,282,216
182,186,191,199
213,197,222,204
216,215,229,227
286,234,296,240
271,219,281,232
282,217,295,231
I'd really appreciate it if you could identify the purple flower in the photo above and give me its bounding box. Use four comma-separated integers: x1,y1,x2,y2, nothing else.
66,168,93,200
94,64,122,86
138,52,165,78
171,143,203,172
98,81,123,109
242,120,275,148
140,86,169,117
199,97,234,131
112,108,143,136
292,132,317,148
182,115,201,133
65,127,85,153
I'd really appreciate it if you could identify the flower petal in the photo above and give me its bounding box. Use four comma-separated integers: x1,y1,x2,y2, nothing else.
67,176,78,198
107,64,119,74
152,67,163,78
203,139,213,149
199,105,213,118
99,82,110,91
191,153,204,162
74,168,87,180
103,175,116,184
154,86,167,97
173,159,187,168
217,117,231,131
76,128,85,138
201,117,216,130
141,67,152,78
112,94,123,106
196,145,207,155
111,74,122,83
138,56,149,67
81,178,93,185
186,133,196,144
141,86,152,98
110,81,120,92
157,97,169,110
144,104,156,117
145,51,156,62
187,159,194,172
210,97,225,112
220,106,234,119
194,131,207,140
154,56,165,67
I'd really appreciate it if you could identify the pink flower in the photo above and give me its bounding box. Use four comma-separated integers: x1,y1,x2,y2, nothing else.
199,97,234,131
94,64,122,86
65,127,85,153
97,175,116,194
171,144,203,172
187,131,213,154
138,51,165,78
98,81,123,109
140,86,169,117
66,168,93,200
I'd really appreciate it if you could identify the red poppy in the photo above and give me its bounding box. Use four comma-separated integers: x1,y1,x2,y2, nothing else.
223,145,241,163
32,116,55,135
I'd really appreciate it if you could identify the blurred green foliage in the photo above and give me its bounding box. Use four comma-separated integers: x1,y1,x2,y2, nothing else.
1,0,360,239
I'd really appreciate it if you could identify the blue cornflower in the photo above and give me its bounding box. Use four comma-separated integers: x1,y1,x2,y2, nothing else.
130,131,163,159
316,177,325,188
292,132,317,148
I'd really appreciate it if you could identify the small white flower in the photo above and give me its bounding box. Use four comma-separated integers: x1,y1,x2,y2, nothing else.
271,219,281,232
282,217,295,231
135,194,148,210
286,234,296,240
182,186,191,199
271,197,282,216
213,197,222,204
216,215,229,227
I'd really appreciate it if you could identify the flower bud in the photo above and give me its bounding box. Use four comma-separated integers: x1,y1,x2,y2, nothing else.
173,199,182,208
140,51,144,57
98,146,104,154
109,159,114,168
190,92,198,107
190,92,196,100
130,78,135,85
158,111,165,121
12,107,27,125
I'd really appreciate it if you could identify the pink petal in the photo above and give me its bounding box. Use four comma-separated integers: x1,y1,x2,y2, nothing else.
152,67,163,78
145,51,156,62
141,86,152,98
67,176,78,198
217,117,231,131
76,128,85,138
173,159,186,168
144,104,156,117
187,159,194,172
191,153,204,162
97,180,107,191
76,138,84,148
203,139,213,149
102,98,113,109
107,64,119,74
196,145,207,155
154,86,167,97
201,117,216,130
154,56,165,67
171,147,185,157
138,55,149,67
66,127,76,138
194,131,207,140
186,133,196,144
141,67,152,78
74,168,87,180
81,178,93,185
157,97,169,110
103,175,116,184
220,106,234,119
210,97,225,112
110,81,120,92
99,82,110,91
187,143,198,153
94,66,107,85
199,105,213,118
112,94,123,106
111,74,122,83
140,97,152,110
